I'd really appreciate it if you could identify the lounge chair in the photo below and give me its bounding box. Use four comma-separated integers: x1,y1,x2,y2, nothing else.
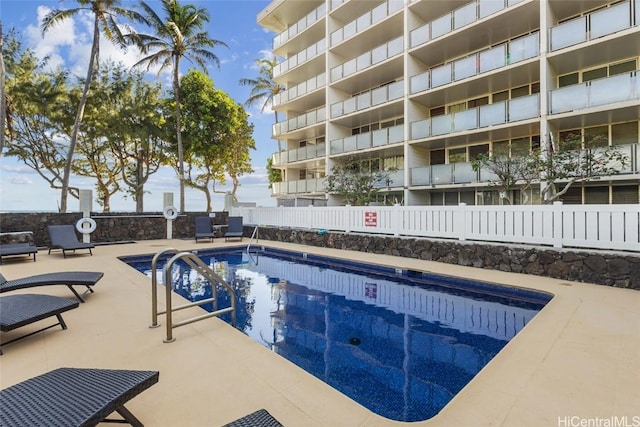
0,367,159,426
0,271,104,303
223,409,283,427
47,224,95,258
0,243,38,264
195,216,216,243
225,216,244,242
0,294,79,355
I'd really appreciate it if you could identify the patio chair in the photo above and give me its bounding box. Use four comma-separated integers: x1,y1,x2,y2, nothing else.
0,293,79,355
0,271,104,303
0,243,38,264
222,409,283,427
0,367,159,426
224,216,244,242
47,224,95,258
195,216,216,243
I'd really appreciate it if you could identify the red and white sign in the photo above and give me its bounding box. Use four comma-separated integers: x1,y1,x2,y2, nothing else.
364,211,377,227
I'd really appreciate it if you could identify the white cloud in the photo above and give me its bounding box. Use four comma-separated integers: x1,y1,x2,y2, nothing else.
9,176,33,185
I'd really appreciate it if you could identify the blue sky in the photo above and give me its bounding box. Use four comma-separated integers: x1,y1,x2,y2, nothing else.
0,0,278,212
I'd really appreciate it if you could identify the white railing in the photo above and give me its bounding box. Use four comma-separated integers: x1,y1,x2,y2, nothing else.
273,3,326,50
232,203,640,252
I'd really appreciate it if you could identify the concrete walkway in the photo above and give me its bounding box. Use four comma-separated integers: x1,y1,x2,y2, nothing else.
0,239,638,426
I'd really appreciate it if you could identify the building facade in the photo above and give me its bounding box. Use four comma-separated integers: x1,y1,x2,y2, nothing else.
257,0,640,206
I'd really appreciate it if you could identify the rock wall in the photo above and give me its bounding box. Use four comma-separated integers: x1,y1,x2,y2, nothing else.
1,213,637,290
255,227,640,290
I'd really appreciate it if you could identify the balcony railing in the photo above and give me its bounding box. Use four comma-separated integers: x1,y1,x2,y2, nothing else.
273,73,326,107
272,178,325,196
274,38,326,78
373,169,405,188
330,36,403,82
330,80,403,118
549,71,639,114
330,0,403,46
410,32,539,95
410,0,525,49
410,94,540,140
330,124,404,155
271,143,326,166
273,3,326,50
409,143,639,186
549,0,638,51
273,106,326,137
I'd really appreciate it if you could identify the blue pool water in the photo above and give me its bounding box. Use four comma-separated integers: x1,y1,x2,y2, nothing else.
121,247,551,422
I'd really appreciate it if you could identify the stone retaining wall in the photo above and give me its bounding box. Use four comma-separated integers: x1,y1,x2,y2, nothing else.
254,227,640,291
1,212,637,290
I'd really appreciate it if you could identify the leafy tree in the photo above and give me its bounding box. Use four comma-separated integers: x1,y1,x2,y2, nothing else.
223,107,255,199
266,156,282,190
2,32,81,205
472,152,538,205
41,0,144,212
102,65,168,212
325,157,396,206
1,23,7,155
539,132,628,203
130,0,228,212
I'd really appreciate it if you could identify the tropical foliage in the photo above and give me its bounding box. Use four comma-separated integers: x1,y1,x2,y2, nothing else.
324,158,396,206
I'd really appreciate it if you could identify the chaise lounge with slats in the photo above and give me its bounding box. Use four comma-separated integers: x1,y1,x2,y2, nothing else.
0,293,79,355
0,271,104,303
0,243,38,264
0,367,159,426
47,225,95,258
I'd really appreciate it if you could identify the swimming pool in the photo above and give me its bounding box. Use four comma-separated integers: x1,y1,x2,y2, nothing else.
121,247,551,422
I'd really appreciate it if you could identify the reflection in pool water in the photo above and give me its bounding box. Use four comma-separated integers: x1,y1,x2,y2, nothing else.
124,248,550,422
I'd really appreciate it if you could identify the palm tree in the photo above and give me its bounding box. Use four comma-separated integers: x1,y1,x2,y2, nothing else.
41,0,144,213
130,0,227,212
239,57,284,150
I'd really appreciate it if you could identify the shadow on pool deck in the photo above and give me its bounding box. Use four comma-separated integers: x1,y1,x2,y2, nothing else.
0,239,638,426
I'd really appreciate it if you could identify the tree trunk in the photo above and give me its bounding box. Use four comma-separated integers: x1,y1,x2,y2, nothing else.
60,18,99,212
173,58,185,212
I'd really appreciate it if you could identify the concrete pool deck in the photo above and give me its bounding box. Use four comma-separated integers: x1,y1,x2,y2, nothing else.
0,239,638,426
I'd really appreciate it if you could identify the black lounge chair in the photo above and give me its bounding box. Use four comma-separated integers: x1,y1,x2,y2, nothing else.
47,225,95,258
223,409,283,427
0,294,79,355
0,367,159,426
0,271,104,303
195,216,216,243
0,243,38,264
225,216,244,242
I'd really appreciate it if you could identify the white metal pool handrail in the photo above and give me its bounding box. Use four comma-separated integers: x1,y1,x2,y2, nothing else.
149,248,237,342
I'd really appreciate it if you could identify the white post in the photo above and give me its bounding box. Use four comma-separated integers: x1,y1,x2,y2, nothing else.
456,202,467,241
553,201,563,248
79,190,92,243
164,192,174,239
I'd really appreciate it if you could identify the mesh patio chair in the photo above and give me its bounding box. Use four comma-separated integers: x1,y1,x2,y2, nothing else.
0,367,159,426
47,225,95,258
0,243,38,264
0,271,103,303
0,294,79,355
195,217,216,243
224,216,244,242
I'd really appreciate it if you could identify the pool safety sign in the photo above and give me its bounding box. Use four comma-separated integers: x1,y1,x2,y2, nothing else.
365,211,377,227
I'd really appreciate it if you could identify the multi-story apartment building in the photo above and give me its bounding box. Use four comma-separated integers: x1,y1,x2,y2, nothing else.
258,0,640,206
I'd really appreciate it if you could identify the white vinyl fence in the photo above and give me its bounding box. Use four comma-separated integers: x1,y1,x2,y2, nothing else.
232,202,640,252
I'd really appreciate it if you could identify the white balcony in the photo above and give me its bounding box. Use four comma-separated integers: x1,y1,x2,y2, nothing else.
272,178,325,196
273,106,326,137
330,124,404,155
330,36,403,82
271,143,326,166
330,80,403,118
549,0,637,52
410,32,539,95
410,94,540,141
549,72,639,114
330,0,403,46
274,38,326,78
410,0,525,49
273,3,326,50
273,73,326,107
